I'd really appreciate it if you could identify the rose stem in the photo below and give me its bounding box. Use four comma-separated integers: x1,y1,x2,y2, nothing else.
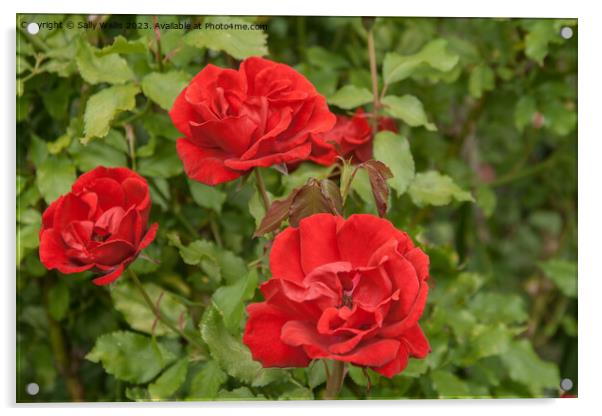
324,360,347,400
367,27,380,136
127,268,204,350
254,168,271,212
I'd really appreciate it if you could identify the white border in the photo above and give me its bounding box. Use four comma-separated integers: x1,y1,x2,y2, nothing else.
2,1,599,415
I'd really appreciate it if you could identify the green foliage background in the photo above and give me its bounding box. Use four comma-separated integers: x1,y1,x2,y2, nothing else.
16,15,577,401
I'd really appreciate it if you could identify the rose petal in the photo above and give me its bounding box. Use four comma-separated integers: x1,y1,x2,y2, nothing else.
90,239,135,267
109,208,142,246
189,116,256,156
269,227,305,282
372,343,409,378
92,263,125,286
224,142,312,171
380,281,429,338
405,247,430,282
243,303,310,368
176,138,243,185
138,223,159,252
39,229,93,274
298,213,341,274
337,214,400,267
121,177,151,216
401,324,431,358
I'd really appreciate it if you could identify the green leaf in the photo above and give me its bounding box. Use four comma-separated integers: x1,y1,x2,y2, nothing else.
514,96,537,132
83,84,140,142
382,39,459,85
76,41,135,85
538,259,577,297
475,185,497,217
29,134,48,167
327,85,373,110
111,281,191,336
168,234,246,285
70,140,128,171
468,64,495,99
372,131,415,196
408,171,474,207
138,137,183,178
185,16,268,59
525,21,563,65
47,281,70,321
213,270,258,333
470,323,512,360
200,306,286,387
469,292,528,324
188,360,228,400
381,95,437,131
148,358,188,400
188,179,227,213
36,155,76,204
86,331,176,384
97,35,147,56
141,71,191,111
501,339,560,395
430,370,470,398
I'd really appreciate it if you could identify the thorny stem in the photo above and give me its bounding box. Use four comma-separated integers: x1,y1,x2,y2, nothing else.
254,169,271,212
324,360,347,400
128,268,204,350
367,28,380,136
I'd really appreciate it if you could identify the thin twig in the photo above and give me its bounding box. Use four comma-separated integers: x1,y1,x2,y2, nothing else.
128,268,204,350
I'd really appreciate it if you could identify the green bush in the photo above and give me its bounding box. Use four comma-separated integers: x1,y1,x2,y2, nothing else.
16,15,577,401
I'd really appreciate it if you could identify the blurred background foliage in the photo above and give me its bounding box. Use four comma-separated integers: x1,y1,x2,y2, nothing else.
16,14,577,401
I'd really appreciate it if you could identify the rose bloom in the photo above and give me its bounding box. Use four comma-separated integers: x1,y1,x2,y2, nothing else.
39,166,158,285
169,57,336,186
243,213,430,377
308,109,399,165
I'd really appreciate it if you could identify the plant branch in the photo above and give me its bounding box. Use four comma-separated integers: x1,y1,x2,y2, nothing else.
324,360,346,400
367,28,380,136
128,268,204,350
254,169,271,212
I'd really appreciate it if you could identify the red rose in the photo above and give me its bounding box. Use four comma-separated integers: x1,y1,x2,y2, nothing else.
169,57,336,185
39,166,158,285
243,213,430,378
308,110,399,165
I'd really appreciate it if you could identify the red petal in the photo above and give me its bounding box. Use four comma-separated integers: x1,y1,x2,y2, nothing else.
138,223,158,252
39,229,93,274
110,208,142,246
243,303,310,368
298,213,341,274
169,87,200,137
372,343,409,378
336,214,399,267
189,116,256,156
269,227,305,282
224,142,312,171
92,263,125,286
176,138,243,185
380,281,429,338
53,193,93,231
90,239,135,266
401,324,430,358
87,177,126,212
405,247,430,282
121,177,151,218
